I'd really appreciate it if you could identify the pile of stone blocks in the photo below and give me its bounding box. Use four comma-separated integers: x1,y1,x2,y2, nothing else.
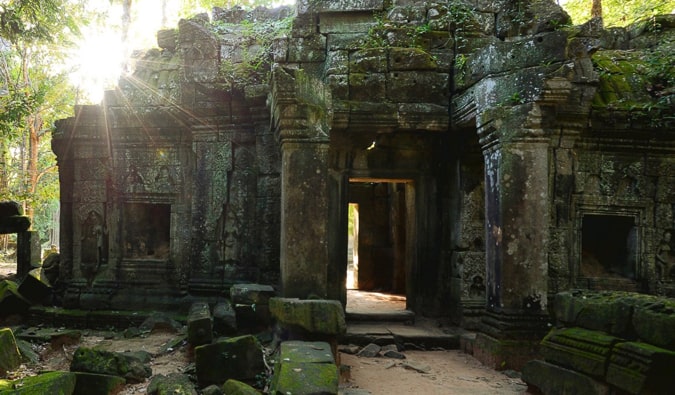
522,290,675,395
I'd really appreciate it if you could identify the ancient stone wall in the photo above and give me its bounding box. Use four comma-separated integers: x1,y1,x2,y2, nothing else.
53,0,674,335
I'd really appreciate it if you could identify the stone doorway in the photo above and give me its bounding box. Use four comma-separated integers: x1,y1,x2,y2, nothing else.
346,180,412,313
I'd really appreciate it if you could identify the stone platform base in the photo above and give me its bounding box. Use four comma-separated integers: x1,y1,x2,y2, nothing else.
472,333,541,371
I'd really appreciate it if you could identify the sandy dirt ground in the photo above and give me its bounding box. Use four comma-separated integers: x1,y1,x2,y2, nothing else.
340,350,529,395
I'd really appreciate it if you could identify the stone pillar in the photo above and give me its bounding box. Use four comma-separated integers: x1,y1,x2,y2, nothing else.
279,140,330,298
17,231,41,280
475,119,552,370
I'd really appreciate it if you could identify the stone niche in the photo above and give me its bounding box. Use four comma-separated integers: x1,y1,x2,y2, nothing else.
578,212,639,289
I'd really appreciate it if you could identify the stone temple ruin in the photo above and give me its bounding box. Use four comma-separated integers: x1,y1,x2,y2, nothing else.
37,0,675,384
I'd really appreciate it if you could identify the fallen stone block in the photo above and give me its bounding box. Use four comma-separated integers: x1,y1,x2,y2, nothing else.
0,371,76,394
0,280,31,316
231,284,275,330
270,341,338,395
631,299,675,351
187,302,212,347
17,269,51,304
521,359,610,395
0,328,21,378
356,343,381,358
16,327,82,349
541,327,620,378
222,379,260,395
230,284,276,305
73,372,126,395
213,300,237,336
279,341,335,364
139,312,183,334
195,334,264,386
271,362,338,395
147,373,197,395
70,347,151,383
269,298,346,336
606,341,675,394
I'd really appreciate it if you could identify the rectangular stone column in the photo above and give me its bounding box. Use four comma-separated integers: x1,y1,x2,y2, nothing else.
280,140,330,298
17,230,41,280
484,140,550,314
476,139,551,370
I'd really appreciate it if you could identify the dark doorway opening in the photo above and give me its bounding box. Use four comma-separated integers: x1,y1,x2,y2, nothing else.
581,214,637,279
346,181,411,315
123,203,171,260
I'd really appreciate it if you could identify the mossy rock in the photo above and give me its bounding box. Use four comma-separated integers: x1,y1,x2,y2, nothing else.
269,362,338,395
0,371,76,395
269,298,346,336
0,328,21,378
194,335,264,386
631,299,675,351
73,372,125,395
69,347,151,383
0,280,31,316
147,373,197,395
221,379,260,395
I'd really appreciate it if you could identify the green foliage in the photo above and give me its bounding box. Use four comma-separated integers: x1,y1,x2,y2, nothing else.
180,0,288,17
0,0,85,244
214,14,293,90
562,0,675,27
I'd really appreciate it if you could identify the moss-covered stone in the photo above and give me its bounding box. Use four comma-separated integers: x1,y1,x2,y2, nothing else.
541,327,620,378
279,341,335,364
269,298,346,336
0,280,31,316
73,372,125,395
221,379,260,395
0,328,21,378
146,373,197,395
606,341,675,394
0,371,76,395
270,362,338,395
631,299,675,351
194,335,264,386
69,347,151,383
522,359,610,395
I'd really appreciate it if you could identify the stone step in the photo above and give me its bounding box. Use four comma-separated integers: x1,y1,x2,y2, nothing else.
345,308,414,323
340,322,469,351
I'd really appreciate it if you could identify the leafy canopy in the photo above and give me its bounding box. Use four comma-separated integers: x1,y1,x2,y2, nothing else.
562,0,675,27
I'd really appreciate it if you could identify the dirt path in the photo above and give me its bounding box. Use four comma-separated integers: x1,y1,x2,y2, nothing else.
340,350,530,395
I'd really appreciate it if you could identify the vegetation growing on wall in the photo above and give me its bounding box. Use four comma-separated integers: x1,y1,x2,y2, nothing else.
592,19,674,127
213,14,293,91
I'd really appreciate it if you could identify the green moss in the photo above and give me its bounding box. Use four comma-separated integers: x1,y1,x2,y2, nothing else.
0,371,77,395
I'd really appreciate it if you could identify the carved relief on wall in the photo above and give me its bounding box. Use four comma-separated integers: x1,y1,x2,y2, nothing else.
656,230,674,281
125,165,146,193
80,210,107,284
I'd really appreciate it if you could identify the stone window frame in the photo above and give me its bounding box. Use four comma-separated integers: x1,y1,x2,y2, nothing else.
571,203,646,286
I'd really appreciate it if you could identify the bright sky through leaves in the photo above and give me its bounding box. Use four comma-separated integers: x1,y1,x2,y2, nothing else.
69,0,295,104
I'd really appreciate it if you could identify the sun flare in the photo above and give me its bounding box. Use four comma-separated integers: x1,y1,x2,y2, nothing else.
69,0,296,104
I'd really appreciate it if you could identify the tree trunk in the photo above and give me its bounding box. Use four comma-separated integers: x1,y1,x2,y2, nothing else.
591,0,603,20
26,114,41,223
